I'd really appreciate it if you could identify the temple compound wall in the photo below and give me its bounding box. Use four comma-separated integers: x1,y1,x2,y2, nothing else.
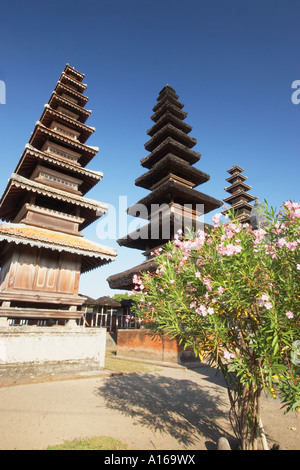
116,329,199,365
0,326,106,367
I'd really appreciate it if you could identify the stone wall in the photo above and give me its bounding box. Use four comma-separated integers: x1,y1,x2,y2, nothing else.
117,329,199,365
0,326,106,367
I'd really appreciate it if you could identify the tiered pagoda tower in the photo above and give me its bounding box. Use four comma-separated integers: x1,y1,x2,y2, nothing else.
0,64,116,325
108,85,222,290
223,165,255,223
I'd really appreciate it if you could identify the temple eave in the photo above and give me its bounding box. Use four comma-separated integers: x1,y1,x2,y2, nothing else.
223,193,256,203
135,154,210,190
107,258,158,291
147,111,193,137
0,223,116,273
40,106,95,144
140,137,201,169
144,124,197,152
16,146,103,195
128,181,223,217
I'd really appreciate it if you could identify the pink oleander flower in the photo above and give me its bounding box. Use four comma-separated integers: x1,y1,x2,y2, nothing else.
196,305,207,316
195,271,201,278
224,350,235,360
253,228,266,240
207,307,214,315
297,264,300,270
217,286,224,295
170,279,175,284
265,244,277,259
276,238,286,248
212,213,221,227
203,277,212,291
286,311,294,319
287,240,298,251
258,294,273,310
227,243,242,256
261,293,270,301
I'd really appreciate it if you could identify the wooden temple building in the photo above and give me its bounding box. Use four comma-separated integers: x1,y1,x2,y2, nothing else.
80,296,134,332
222,164,255,223
0,64,116,325
108,85,222,291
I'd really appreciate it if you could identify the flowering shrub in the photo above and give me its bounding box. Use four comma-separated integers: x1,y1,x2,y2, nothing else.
131,201,300,449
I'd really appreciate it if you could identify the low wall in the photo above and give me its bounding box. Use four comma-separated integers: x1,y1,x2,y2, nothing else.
0,326,107,367
117,329,199,365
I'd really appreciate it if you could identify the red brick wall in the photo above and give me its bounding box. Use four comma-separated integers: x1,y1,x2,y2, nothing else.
117,329,199,364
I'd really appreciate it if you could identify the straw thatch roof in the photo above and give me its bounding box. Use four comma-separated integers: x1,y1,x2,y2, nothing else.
95,296,122,308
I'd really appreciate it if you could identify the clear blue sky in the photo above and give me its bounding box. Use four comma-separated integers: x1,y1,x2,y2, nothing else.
0,0,299,298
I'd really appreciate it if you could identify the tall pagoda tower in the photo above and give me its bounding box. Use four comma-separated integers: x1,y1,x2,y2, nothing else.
108,85,222,290
0,64,116,325
223,164,255,223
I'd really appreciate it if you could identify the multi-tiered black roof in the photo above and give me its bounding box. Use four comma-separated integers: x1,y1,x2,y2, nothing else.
223,164,255,222
118,85,222,252
108,85,222,290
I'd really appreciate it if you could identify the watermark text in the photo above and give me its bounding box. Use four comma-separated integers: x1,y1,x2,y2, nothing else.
291,80,300,104
96,196,205,241
0,80,6,104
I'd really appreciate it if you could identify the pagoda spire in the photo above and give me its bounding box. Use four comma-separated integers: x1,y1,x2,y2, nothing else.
222,164,255,223
107,85,222,290
0,64,116,325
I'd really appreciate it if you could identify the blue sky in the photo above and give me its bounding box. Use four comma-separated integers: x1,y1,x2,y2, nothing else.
0,0,299,298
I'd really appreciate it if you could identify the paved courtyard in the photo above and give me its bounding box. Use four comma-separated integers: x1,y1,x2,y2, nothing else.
0,364,299,450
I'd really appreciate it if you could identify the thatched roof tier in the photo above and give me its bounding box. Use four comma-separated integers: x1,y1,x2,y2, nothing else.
135,154,210,190
226,172,248,183
153,92,184,112
147,111,192,137
96,296,122,307
117,216,213,251
224,181,252,194
151,102,187,123
107,258,157,291
128,179,222,218
81,295,97,305
227,164,245,174
117,222,172,251
223,165,255,223
144,124,197,152
223,192,256,204
140,137,201,169
157,84,179,99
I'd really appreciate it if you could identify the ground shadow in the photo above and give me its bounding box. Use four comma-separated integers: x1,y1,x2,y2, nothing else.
95,368,234,448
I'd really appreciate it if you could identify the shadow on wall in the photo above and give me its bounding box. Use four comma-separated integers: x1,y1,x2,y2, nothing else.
94,368,234,449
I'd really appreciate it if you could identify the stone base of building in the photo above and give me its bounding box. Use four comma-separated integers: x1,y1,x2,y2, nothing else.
0,325,107,367
116,329,200,365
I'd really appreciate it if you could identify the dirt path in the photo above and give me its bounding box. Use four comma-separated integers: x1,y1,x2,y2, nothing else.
0,364,299,450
